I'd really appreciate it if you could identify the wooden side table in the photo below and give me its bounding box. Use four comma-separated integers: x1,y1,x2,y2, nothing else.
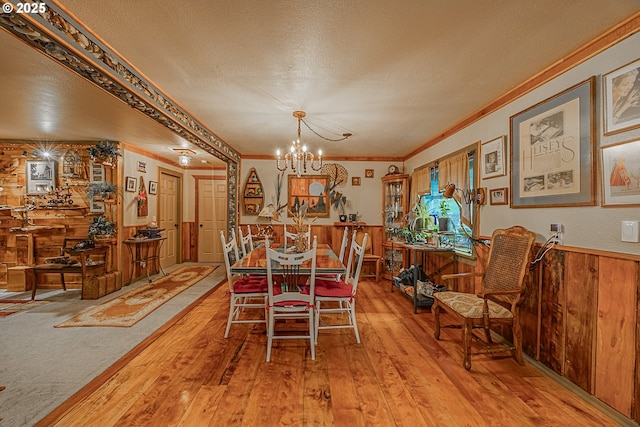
123,237,167,285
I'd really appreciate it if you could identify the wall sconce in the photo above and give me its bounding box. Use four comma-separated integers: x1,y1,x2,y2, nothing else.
173,148,195,168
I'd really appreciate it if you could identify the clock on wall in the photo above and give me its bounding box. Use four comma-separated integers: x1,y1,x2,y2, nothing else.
387,164,399,175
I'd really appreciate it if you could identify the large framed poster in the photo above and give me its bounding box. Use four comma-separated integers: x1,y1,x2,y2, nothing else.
510,77,596,208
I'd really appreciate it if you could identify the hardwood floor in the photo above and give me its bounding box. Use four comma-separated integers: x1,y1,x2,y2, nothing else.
38,278,618,426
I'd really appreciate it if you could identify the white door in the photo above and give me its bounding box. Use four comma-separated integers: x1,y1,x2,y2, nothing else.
159,172,180,268
198,179,216,262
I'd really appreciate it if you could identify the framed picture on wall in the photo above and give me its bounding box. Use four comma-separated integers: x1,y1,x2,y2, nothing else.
287,174,330,218
90,196,105,213
352,177,361,186
149,181,158,195
480,136,506,179
25,160,56,195
90,163,104,183
125,176,137,192
510,77,596,208
603,58,640,135
600,138,640,207
489,187,508,205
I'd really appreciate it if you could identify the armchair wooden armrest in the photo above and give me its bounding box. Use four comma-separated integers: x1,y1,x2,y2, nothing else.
440,272,483,281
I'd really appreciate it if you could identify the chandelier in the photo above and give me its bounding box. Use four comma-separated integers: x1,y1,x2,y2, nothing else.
276,111,351,177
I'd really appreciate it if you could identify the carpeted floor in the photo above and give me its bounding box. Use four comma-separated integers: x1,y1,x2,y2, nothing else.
0,300,50,317
0,262,225,427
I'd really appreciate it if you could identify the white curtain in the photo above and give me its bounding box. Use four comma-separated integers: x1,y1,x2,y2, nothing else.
410,167,431,210
438,152,472,227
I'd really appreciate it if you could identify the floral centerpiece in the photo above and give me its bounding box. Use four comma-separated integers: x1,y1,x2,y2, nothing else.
289,205,316,252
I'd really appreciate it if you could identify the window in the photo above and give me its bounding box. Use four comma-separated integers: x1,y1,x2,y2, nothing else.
417,149,476,255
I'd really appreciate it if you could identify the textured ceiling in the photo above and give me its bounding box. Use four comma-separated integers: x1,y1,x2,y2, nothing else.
1,0,639,166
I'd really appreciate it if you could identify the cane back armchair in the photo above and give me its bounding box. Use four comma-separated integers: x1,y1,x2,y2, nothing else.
432,226,536,370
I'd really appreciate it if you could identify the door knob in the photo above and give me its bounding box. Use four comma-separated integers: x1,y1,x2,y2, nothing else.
199,224,203,227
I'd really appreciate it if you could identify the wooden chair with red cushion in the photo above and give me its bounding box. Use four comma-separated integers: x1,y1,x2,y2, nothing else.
314,232,367,344
220,230,268,338
265,236,318,362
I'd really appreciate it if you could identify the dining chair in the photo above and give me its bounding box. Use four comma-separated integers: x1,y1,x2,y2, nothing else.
314,232,367,344
355,230,382,282
265,236,318,362
317,226,349,282
220,230,268,338
432,226,535,370
237,225,254,258
283,224,311,251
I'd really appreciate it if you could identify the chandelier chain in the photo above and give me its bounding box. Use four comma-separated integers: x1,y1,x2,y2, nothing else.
300,118,351,142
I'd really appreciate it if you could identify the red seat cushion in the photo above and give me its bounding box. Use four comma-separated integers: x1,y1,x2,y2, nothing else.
315,279,353,298
233,276,268,293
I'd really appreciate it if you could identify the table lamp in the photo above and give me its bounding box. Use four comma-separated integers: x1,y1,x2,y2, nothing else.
257,204,277,239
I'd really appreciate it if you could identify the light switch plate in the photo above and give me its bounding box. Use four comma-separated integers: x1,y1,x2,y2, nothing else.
621,220,640,242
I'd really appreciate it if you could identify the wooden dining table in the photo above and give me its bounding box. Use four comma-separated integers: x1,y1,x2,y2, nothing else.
230,243,345,276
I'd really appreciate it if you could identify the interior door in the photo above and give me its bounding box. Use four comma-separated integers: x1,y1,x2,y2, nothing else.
159,171,180,268
198,179,217,262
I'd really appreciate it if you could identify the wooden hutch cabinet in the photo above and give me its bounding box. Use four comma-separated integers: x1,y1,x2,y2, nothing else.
381,173,409,280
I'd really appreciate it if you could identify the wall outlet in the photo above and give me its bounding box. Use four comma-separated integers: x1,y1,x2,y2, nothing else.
550,223,563,233
621,220,640,242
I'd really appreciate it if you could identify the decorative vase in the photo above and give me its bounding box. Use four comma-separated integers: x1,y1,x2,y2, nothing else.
295,231,308,252
339,215,347,222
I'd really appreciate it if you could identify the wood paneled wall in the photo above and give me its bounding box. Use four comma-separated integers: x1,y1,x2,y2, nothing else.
0,142,121,289
430,244,640,422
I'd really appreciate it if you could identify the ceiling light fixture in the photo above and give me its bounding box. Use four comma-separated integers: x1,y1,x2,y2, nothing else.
276,111,351,177
173,148,195,168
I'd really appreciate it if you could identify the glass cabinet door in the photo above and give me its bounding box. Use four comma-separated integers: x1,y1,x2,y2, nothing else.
381,173,409,279
382,174,408,242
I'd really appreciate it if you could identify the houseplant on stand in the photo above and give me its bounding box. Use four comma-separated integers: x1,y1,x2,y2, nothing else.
86,140,121,167
87,181,118,202
88,215,116,240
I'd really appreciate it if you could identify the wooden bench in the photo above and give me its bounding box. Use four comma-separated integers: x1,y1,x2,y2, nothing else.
32,239,108,300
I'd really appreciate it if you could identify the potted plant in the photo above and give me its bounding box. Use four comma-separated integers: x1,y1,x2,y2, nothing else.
438,199,451,232
88,215,116,239
330,190,348,222
86,140,121,167
87,181,118,201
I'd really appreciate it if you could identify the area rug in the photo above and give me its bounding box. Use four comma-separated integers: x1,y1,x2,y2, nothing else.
55,265,216,328
0,300,49,317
